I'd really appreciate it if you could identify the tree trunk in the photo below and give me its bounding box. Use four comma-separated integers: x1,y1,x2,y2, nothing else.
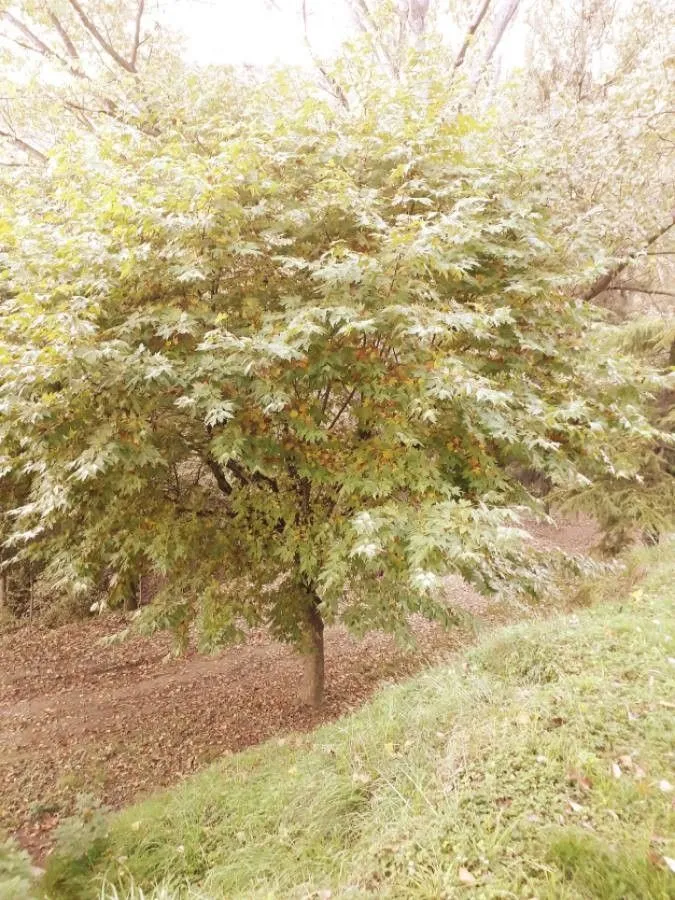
0,573,7,611
301,593,325,708
123,577,140,612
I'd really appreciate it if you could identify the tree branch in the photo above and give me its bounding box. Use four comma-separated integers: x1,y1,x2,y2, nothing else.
604,286,675,298
0,130,47,163
130,0,145,71
452,0,493,71
301,0,349,108
65,0,137,72
346,0,398,76
2,11,54,57
205,454,232,496
482,0,522,69
2,10,86,78
227,459,279,493
328,386,358,431
583,216,675,302
47,11,80,58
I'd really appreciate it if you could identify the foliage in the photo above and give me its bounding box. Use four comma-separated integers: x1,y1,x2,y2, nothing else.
42,541,675,899
0,838,38,900
0,51,671,677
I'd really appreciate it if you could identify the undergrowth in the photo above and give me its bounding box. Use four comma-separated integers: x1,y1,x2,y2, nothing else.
31,540,675,898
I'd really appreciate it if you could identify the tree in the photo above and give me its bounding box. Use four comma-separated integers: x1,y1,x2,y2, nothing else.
1,51,669,704
0,0,183,165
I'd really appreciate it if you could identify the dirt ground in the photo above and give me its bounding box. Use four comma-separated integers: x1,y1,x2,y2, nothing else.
0,516,599,861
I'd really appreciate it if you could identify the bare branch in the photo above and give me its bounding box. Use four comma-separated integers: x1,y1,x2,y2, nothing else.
130,0,145,71
2,10,87,78
205,455,232,496
604,286,675,298
452,0,493,71
301,0,349,108
0,130,47,163
583,216,675,302
47,11,80,59
65,0,137,72
346,0,398,76
328,386,358,431
482,0,522,69
2,11,54,57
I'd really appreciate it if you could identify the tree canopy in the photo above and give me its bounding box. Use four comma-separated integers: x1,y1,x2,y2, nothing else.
0,1,673,704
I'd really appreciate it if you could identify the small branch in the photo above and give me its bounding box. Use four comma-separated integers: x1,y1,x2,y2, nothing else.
328,386,358,431
0,130,47,163
205,454,232,496
347,0,398,76
301,0,349,108
482,0,522,69
47,11,80,58
3,11,54,57
65,0,137,72
226,458,279,493
452,0,493,71
130,0,145,71
583,216,675,302
2,10,86,78
320,382,333,419
604,286,675,298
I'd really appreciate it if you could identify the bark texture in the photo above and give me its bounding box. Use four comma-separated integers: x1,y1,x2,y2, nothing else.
301,592,325,707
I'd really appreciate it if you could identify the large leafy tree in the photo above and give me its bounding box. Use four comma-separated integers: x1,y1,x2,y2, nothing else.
0,55,670,703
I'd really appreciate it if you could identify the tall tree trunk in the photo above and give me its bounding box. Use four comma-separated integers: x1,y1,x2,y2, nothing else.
301,591,325,708
0,573,7,611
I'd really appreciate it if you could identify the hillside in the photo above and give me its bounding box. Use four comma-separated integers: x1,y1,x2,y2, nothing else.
32,540,675,899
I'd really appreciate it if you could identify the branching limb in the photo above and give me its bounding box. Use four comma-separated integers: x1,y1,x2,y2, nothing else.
47,11,80,59
328,386,358,431
130,0,145,71
301,0,349,108
452,0,493,71
583,216,675,302
0,129,47,163
65,0,138,72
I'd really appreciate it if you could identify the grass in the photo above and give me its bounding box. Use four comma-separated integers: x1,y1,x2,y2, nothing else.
36,540,675,899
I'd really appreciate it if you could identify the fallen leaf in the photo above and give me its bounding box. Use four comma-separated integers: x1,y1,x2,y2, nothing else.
612,762,622,779
458,866,476,885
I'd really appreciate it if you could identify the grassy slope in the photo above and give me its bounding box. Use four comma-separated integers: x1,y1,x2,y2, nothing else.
42,543,675,900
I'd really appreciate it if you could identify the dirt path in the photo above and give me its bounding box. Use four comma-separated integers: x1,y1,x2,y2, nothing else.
0,516,598,861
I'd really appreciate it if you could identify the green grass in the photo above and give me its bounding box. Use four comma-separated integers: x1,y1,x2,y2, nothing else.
41,542,675,900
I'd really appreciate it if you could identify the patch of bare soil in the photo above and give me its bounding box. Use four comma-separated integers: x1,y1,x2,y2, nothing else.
0,516,598,861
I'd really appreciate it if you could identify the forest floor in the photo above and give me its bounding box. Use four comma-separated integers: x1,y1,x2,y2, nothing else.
0,517,598,862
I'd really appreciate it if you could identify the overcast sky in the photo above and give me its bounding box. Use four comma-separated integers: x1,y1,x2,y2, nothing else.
161,1,528,69
162,0,353,66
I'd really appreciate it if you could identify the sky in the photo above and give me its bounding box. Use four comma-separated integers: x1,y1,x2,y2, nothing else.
162,0,354,67
161,0,529,70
